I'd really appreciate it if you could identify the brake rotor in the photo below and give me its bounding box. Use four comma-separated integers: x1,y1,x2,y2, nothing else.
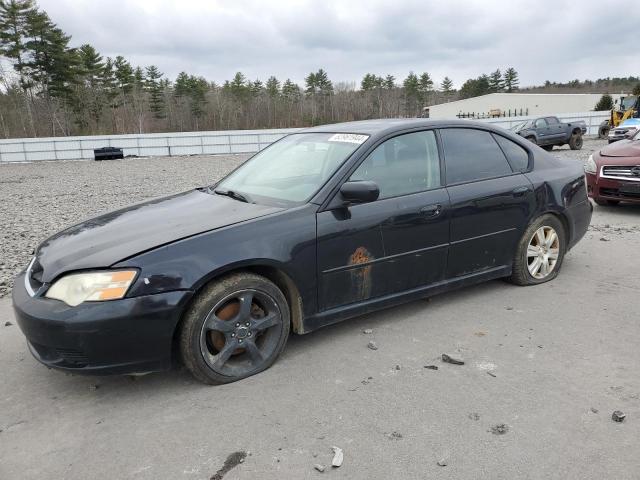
210,300,240,353
209,298,267,355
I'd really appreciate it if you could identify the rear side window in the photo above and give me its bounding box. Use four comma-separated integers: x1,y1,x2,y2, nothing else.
546,117,559,125
440,128,513,185
493,134,530,172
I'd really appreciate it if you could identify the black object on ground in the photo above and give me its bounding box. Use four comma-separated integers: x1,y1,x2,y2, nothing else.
442,353,465,365
94,147,124,161
211,451,247,480
612,411,626,422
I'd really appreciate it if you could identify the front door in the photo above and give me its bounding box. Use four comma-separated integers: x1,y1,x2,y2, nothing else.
534,117,550,145
316,130,450,311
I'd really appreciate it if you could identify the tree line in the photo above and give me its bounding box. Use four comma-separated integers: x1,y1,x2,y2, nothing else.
1,0,635,139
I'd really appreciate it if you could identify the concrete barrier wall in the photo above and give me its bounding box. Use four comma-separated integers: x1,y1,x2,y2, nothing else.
0,128,302,163
0,111,608,163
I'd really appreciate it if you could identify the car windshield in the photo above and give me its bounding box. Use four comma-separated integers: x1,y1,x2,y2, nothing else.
216,132,368,205
510,121,530,131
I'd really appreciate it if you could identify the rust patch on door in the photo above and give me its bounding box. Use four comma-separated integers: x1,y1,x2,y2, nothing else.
348,247,373,300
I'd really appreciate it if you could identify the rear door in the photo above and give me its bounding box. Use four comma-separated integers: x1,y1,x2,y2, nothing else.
439,128,535,278
316,130,450,310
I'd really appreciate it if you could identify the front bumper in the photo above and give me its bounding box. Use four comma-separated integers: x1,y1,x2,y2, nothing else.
12,272,192,375
586,172,640,204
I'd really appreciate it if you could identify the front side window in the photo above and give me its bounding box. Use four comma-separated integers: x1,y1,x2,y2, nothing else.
349,130,441,199
440,128,513,184
535,118,547,128
218,132,367,205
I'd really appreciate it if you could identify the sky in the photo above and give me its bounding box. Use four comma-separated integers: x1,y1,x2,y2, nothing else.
37,0,639,89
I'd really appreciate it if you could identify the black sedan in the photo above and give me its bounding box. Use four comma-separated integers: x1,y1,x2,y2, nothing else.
12,119,592,384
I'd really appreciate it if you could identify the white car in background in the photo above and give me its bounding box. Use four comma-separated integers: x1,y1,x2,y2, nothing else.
608,118,640,143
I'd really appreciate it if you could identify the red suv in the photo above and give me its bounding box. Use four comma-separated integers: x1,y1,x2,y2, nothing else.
585,130,640,205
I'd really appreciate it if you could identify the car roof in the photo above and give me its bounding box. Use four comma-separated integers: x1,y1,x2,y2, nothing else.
620,118,640,126
298,118,503,137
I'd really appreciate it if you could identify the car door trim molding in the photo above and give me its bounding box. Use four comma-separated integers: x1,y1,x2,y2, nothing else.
321,242,449,274
449,227,517,245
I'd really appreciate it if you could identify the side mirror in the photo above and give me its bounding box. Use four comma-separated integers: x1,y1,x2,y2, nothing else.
624,130,636,139
340,181,380,205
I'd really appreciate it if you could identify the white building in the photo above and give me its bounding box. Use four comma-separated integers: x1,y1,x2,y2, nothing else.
427,93,605,119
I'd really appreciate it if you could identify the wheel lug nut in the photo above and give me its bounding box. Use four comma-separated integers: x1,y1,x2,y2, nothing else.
239,339,243,343
248,332,252,337
245,322,250,327
235,323,240,327
231,333,235,337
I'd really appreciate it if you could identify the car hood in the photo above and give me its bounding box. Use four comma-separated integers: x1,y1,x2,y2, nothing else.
35,189,284,283
599,139,640,158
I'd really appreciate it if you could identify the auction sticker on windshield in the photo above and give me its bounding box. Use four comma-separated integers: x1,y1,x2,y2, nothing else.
328,133,369,144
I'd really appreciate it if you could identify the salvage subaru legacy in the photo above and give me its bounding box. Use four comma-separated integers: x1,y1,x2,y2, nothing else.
12,119,592,384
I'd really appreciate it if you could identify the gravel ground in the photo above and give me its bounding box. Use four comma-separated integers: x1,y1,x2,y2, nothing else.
0,137,617,298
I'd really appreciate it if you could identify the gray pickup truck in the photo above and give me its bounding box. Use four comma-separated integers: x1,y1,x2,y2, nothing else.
511,116,587,150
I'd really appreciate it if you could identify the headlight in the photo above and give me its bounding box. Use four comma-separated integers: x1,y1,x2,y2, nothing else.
45,270,138,307
584,154,597,174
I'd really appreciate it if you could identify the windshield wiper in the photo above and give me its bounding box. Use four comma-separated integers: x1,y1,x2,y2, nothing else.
214,188,252,203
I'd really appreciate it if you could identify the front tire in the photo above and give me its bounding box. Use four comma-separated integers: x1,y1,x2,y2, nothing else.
569,133,583,150
598,125,610,139
179,272,290,384
509,215,566,286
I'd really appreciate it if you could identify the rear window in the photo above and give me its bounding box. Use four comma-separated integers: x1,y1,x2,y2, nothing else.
493,134,530,172
440,128,514,184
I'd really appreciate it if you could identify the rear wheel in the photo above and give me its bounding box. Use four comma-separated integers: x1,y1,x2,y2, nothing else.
180,272,290,384
569,133,583,150
509,215,566,286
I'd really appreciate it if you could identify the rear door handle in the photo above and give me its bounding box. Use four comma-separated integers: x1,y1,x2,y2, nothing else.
420,204,442,217
511,186,531,196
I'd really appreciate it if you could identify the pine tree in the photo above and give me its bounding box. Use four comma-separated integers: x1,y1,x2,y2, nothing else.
594,94,613,111
145,65,165,119
113,55,134,94
503,67,519,92
265,76,280,98
488,69,503,92
281,79,300,100
361,73,380,91
383,75,395,90
0,0,37,134
441,77,453,96
418,72,433,103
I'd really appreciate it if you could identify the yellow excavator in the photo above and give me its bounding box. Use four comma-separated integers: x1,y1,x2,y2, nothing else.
598,95,640,138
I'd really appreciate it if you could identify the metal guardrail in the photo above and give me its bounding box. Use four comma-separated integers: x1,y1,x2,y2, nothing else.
0,128,302,163
0,111,609,163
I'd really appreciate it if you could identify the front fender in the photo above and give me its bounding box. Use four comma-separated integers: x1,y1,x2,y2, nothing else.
114,204,319,317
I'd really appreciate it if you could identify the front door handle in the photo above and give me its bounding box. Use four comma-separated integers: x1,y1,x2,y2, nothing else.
511,186,531,196
420,204,442,217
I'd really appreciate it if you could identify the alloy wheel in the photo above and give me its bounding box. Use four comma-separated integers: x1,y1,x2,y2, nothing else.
526,226,560,279
199,289,283,377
